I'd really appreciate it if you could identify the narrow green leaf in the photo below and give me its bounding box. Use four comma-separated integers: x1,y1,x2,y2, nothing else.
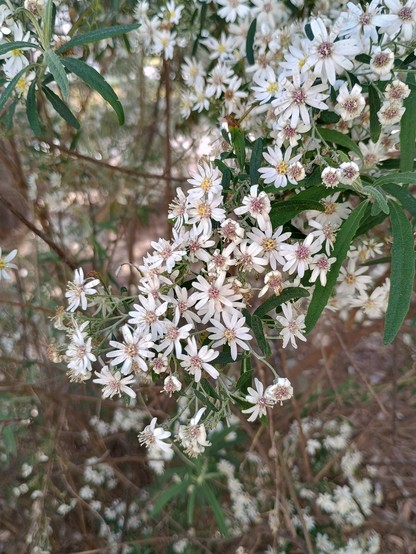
236,367,253,394
44,49,69,100
305,201,369,333
368,84,381,142
56,23,139,54
355,53,371,64
61,57,124,124
400,79,416,171
187,487,196,526
251,315,271,356
0,67,27,111
384,201,415,344
382,183,416,218
201,484,229,537
246,18,257,65
254,287,310,319
249,137,263,185
151,481,188,516
270,200,323,226
43,0,54,44
191,2,207,56
354,208,389,238
42,85,80,128
317,127,363,159
0,41,40,56
194,389,219,412
231,127,246,170
375,171,416,186
304,23,314,40
363,185,390,215
200,378,220,400
26,81,42,135
213,351,242,365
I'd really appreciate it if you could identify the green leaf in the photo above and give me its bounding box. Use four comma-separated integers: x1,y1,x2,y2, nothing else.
194,389,219,412
151,481,188,516
61,57,124,124
354,206,389,237
236,367,253,394
249,137,263,185
44,49,69,100
254,287,310,319
43,0,54,44
375,171,416,186
215,159,232,190
0,41,40,56
231,127,246,170
26,81,42,135
363,185,390,215
384,201,415,344
368,84,381,142
270,200,323,226
187,486,196,526
56,23,139,54
246,18,257,65
400,78,416,171
355,53,371,64
382,183,416,218
191,2,207,56
305,200,369,334
201,484,229,537
304,23,314,40
200,378,220,400
42,85,80,128
0,67,28,111
213,351,242,365
251,315,271,356
317,127,363,159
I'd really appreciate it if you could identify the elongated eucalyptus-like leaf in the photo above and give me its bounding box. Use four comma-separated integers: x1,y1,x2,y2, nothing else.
56,23,139,54
382,183,416,218
246,18,257,65
384,201,415,344
317,127,363,159
0,41,40,56
61,57,124,124
250,137,263,185
0,67,27,111
254,287,309,318
44,49,69,100
26,80,42,135
400,81,416,172
42,85,80,128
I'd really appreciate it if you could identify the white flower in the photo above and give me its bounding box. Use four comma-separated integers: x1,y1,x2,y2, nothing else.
207,312,252,360
309,254,336,286
181,56,205,89
370,47,395,78
152,30,176,60
308,18,360,85
259,145,304,188
321,167,341,189
65,268,100,312
157,321,193,357
138,417,172,455
235,240,268,273
190,272,242,323
0,248,17,280
187,193,226,235
335,83,366,121
107,325,154,374
187,163,223,200
309,220,337,255
177,407,211,457
265,377,294,405
259,270,284,297
217,0,250,23
272,71,329,127
93,366,136,399
385,79,411,102
206,62,234,99
247,223,291,269
66,321,96,375
234,184,271,230
337,258,372,294
179,337,219,382
128,295,168,340
162,375,182,396
282,233,323,277
242,378,272,422
378,101,406,125
251,69,281,104
373,0,416,41
219,218,245,245
147,238,186,273
275,302,307,349
207,244,236,274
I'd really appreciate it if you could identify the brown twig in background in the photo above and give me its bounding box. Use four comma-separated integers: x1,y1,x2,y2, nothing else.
0,190,77,270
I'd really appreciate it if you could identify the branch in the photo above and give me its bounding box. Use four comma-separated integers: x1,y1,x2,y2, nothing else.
37,139,187,182
0,191,77,270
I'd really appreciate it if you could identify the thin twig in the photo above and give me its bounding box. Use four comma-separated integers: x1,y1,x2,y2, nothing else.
0,190,77,270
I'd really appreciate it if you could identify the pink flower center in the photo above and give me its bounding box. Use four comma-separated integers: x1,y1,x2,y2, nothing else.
292,88,306,104
295,244,310,260
398,6,413,20
249,197,265,213
317,41,333,58
208,286,220,299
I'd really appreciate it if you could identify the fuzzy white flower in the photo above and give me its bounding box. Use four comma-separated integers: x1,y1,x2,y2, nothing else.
65,268,100,312
265,377,294,405
335,83,366,121
0,248,17,280
179,337,219,382
242,378,272,422
138,417,172,455
275,302,307,349
93,366,136,399
234,184,271,230
177,407,211,457
207,312,251,360
259,145,304,188
107,325,154,374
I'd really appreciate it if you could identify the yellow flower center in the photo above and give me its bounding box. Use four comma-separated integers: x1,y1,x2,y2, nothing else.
200,177,212,192
276,161,288,174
